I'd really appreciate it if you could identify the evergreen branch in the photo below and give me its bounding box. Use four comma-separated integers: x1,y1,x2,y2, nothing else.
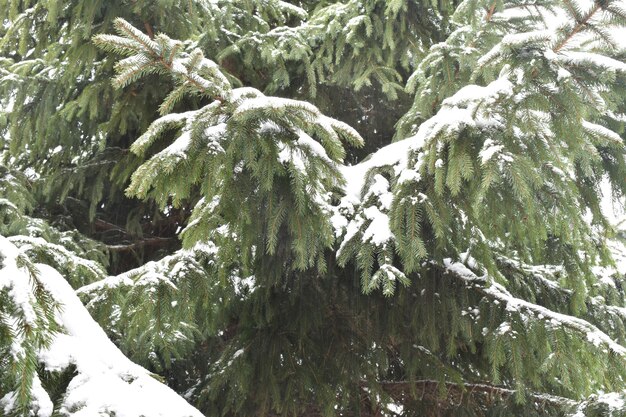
94,218,130,234
443,260,626,356
553,3,602,52
105,236,176,252
95,19,230,103
485,2,498,22
113,18,161,56
144,22,155,39
163,59,226,102
378,379,577,409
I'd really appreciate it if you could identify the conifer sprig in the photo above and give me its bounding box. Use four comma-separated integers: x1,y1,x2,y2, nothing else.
94,18,231,107
95,20,364,277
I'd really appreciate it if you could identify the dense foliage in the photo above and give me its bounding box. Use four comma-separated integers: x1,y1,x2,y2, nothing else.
2,0,626,416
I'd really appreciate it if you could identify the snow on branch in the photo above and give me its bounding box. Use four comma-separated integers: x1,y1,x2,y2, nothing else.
443,259,626,356
0,236,205,417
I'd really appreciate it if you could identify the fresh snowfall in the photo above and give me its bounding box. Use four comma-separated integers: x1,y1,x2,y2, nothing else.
2,0,626,416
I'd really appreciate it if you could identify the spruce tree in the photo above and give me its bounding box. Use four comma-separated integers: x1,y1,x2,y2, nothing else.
2,0,626,416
